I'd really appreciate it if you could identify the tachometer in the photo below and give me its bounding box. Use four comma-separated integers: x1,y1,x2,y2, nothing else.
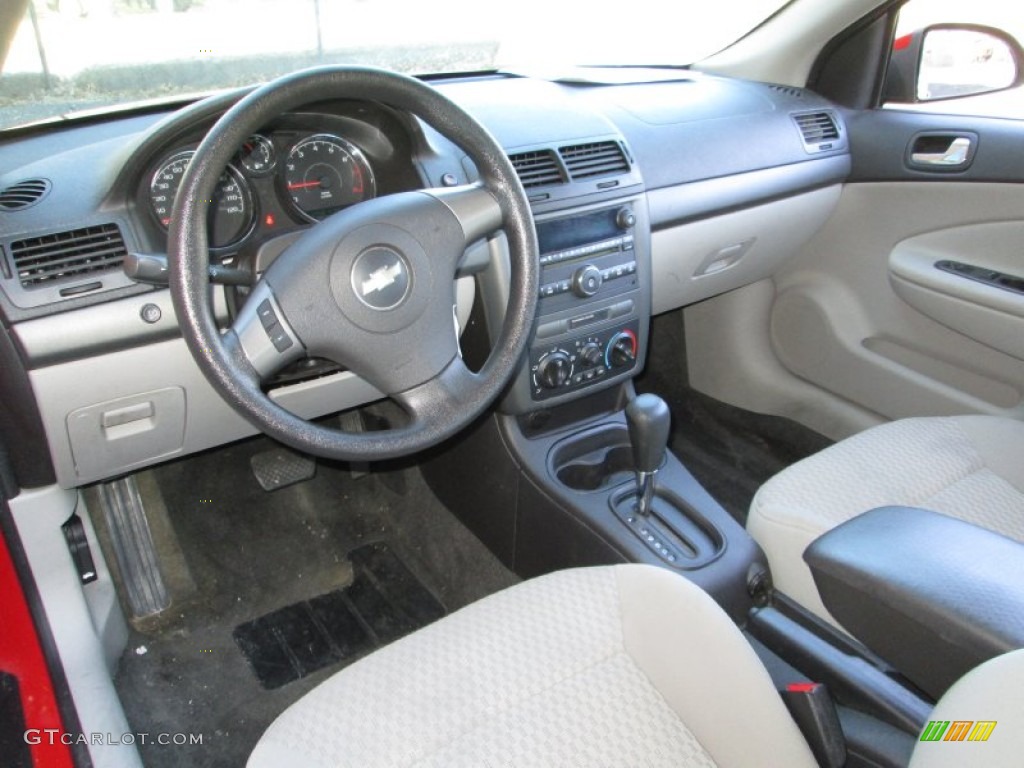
282,134,375,222
149,151,254,248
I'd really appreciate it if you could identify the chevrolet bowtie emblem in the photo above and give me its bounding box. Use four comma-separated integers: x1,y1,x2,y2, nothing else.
361,261,403,296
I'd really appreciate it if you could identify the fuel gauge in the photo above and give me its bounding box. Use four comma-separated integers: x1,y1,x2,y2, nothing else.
238,134,276,176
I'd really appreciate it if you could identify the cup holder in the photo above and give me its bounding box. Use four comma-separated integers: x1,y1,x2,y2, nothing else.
550,425,634,492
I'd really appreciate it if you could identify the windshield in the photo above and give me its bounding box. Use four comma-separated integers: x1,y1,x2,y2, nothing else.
1,0,788,131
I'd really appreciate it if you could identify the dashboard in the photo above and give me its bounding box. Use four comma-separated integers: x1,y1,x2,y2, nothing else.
0,69,851,490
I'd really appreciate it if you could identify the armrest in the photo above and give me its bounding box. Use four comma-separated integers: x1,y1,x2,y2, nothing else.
804,506,1024,700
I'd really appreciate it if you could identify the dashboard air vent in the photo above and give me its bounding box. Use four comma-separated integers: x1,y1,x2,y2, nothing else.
559,141,629,180
11,223,127,288
0,178,50,210
508,149,564,188
794,111,840,146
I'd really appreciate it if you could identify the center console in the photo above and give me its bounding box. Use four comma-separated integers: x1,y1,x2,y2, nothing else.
424,132,768,622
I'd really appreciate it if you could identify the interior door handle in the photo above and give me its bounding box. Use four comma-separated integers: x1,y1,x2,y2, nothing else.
908,134,975,170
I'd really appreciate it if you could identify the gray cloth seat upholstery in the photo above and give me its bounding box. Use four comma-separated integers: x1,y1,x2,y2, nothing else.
249,563,1024,767
748,415,1024,626
249,564,817,767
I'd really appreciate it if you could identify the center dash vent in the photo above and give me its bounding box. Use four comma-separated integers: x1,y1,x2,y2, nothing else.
11,223,127,288
559,141,629,180
508,149,564,188
0,178,50,210
794,111,840,148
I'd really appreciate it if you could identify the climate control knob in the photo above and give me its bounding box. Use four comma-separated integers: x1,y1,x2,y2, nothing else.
579,342,603,368
607,332,637,369
572,264,603,298
536,351,573,389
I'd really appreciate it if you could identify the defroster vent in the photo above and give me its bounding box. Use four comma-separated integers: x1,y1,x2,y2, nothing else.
11,223,127,288
0,178,50,210
559,141,629,180
509,149,564,188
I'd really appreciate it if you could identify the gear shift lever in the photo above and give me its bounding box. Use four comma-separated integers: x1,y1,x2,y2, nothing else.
625,394,671,516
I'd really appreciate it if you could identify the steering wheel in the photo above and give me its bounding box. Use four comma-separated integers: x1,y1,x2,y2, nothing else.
168,66,538,460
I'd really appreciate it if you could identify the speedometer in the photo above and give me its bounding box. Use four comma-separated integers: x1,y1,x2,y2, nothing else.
282,134,375,222
149,151,254,248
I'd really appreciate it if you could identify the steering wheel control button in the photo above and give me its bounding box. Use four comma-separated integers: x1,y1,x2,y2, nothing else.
267,325,294,352
351,247,411,311
140,303,162,324
253,299,294,352
257,299,277,328
233,285,304,379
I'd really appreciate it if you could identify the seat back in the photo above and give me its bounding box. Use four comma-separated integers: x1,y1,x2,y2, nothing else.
910,649,1024,767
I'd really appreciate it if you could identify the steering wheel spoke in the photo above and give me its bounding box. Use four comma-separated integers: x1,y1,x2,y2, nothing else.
230,281,306,381
394,355,478,430
423,183,502,253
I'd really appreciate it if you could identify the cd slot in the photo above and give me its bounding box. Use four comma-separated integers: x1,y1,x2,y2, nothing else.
539,235,634,267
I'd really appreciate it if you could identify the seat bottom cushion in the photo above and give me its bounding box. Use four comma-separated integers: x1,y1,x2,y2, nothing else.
248,564,815,768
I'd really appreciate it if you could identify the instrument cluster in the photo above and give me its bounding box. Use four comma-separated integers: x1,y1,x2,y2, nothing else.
139,106,412,253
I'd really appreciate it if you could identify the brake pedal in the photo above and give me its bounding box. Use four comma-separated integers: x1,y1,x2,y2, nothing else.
250,447,316,491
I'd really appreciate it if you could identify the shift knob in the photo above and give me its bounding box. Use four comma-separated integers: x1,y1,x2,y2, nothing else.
625,394,671,516
625,394,671,474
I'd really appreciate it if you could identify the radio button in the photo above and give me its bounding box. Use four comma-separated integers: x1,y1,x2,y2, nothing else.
536,320,567,339
608,300,635,319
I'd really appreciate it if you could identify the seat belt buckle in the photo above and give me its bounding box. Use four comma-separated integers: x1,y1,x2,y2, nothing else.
780,682,847,768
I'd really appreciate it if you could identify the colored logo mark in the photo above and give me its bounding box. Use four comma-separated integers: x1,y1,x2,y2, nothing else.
919,720,997,742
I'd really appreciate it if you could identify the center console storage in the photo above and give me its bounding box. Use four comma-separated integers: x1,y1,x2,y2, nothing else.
805,505,1024,700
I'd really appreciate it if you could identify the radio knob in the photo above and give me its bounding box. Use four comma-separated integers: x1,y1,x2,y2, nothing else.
608,332,637,369
572,264,603,298
579,342,603,368
536,351,572,389
616,207,636,230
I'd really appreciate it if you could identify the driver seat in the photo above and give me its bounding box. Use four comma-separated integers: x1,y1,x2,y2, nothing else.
248,564,1024,767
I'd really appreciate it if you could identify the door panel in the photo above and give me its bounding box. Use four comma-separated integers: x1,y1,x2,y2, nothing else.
846,109,1024,182
889,221,1024,359
768,178,1024,434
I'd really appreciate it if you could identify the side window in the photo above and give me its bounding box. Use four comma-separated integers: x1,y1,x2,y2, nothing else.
883,0,1024,119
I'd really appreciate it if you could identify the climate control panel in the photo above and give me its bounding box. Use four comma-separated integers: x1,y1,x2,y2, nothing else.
529,320,640,401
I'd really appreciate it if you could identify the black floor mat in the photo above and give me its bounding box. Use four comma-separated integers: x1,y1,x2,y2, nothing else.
636,311,834,523
234,543,445,689
113,436,516,768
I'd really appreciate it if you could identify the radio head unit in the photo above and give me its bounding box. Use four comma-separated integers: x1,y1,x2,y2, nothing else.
486,195,651,414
